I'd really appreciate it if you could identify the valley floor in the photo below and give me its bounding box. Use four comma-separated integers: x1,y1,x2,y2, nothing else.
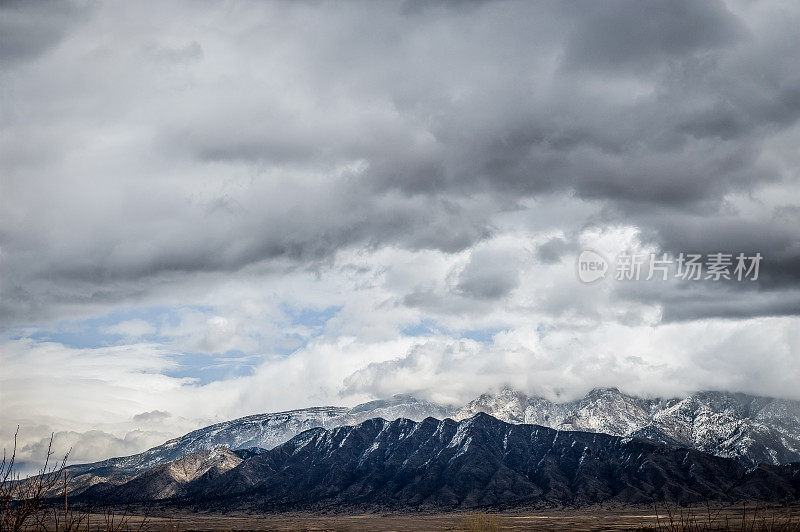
30,504,800,531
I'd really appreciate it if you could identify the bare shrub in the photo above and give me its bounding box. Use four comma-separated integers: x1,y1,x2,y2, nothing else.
1,428,150,531
648,499,800,531
1,428,68,532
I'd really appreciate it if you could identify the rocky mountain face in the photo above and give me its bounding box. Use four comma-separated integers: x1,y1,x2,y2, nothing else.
345,394,455,423
68,406,349,478
64,395,454,491
84,447,242,501
455,388,800,468
65,388,800,494
87,414,800,510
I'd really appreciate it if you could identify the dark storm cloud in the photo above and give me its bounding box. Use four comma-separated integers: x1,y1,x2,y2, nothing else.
537,237,576,265
455,248,523,300
637,211,800,289
609,276,800,323
662,290,800,322
0,187,499,323
562,0,744,73
2,0,800,325
0,1,91,66
164,0,792,207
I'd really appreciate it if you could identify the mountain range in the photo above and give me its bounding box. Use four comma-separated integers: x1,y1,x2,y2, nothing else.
61,387,800,502
79,414,800,510
455,388,800,468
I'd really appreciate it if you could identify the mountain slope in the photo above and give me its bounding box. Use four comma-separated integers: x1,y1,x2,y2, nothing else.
65,387,800,493
68,406,349,478
88,447,242,501
97,414,800,510
64,395,454,491
455,388,800,467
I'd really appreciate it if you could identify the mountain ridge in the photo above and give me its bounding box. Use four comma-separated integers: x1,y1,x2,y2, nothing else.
455,387,800,468
64,387,800,494
81,413,800,510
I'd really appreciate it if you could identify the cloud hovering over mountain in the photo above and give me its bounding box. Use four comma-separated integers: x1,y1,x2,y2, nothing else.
1,0,799,464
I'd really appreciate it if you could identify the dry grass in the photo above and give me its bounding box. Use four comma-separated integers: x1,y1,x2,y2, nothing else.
462,511,502,532
642,501,800,531
19,505,793,531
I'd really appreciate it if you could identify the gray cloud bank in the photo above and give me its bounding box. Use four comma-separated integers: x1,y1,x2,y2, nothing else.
1,0,799,326
7,0,800,467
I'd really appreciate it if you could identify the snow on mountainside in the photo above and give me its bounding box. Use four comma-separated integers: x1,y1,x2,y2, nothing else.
91,415,800,509
344,394,455,424
93,446,243,501
66,387,800,491
66,395,454,485
455,388,800,468
68,406,349,477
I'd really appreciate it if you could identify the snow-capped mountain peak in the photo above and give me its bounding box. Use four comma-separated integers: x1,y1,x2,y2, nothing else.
66,386,800,495
455,387,800,468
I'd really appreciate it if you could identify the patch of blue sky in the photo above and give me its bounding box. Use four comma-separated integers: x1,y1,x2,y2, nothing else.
401,319,503,344
400,318,440,337
13,305,213,349
269,304,343,356
280,304,342,328
165,305,341,382
5,303,345,385
460,328,504,343
163,350,261,385
165,305,343,384
264,333,307,357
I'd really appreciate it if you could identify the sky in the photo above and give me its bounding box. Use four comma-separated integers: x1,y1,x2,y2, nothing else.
1,0,800,467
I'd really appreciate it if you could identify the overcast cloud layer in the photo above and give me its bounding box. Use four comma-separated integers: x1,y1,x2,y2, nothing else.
2,0,800,466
